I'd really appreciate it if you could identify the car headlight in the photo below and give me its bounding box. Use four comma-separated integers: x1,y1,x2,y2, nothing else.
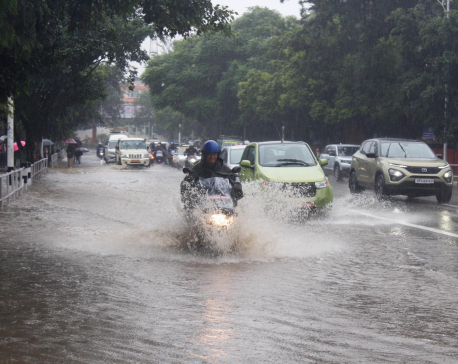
439,164,450,169
143,154,149,158
389,163,408,168
315,178,329,189
121,153,129,158
341,160,351,164
444,170,453,183
389,168,405,182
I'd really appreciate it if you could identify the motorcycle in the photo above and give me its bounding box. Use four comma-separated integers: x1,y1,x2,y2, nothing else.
182,166,240,231
96,145,104,159
154,149,165,164
184,154,201,168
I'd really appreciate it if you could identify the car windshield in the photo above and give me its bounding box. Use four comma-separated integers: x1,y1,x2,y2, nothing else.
230,149,244,164
338,146,360,156
108,140,118,148
381,142,436,159
259,143,316,167
120,140,146,150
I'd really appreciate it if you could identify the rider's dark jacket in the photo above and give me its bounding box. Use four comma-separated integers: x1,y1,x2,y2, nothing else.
182,157,243,201
184,146,198,156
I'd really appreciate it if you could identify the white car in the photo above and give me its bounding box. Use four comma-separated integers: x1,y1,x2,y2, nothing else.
115,138,150,167
104,132,128,164
220,145,246,169
321,144,360,181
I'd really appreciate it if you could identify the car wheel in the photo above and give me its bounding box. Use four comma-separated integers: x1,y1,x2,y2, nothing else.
375,174,387,201
436,189,452,204
349,170,361,194
334,164,342,181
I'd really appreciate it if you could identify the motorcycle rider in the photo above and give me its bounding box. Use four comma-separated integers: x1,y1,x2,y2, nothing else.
184,141,199,168
181,140,243,208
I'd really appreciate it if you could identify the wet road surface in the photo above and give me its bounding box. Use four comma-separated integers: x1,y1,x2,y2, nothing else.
1,152,457,363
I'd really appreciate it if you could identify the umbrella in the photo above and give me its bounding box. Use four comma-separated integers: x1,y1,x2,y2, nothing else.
13,141,26,152
75,147,89,153
62,138,77,144
42,139,54,146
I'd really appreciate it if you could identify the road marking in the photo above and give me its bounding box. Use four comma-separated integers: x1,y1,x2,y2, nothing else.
353,210,458,239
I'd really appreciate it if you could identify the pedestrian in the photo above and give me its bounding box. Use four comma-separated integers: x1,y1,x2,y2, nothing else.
0,140,6,168
67,144,75,168
74,149,83,165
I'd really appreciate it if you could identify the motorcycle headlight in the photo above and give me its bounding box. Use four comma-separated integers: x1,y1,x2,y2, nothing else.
389,168,405,182
209,214,234,227
315,178,329,189
190,158,197,163
444,170,453,183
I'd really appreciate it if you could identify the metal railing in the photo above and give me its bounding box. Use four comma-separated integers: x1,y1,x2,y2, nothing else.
0,158,48,208
50,153,59,168
31,158,48,180
0,168,26,208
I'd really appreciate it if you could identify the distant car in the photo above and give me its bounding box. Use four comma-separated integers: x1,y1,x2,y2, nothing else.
104,133,128,164
349,138,453,203
172,145,189,168
321,144,360,181
115,138,149,167
216,135,244,148
220,145,246,169
239,141,333,212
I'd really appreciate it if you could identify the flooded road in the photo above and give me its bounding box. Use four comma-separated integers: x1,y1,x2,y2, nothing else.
1,152,457,363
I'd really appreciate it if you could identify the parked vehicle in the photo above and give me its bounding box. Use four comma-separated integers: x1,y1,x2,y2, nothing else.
349,138,453,203
220,145,246,170
320,144,360,181
104,132,128,164
115,138,150,167
239,141,333,213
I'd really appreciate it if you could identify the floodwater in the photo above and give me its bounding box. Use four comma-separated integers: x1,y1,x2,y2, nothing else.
1,152,457,363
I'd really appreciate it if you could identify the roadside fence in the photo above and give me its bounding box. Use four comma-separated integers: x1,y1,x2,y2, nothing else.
0,157,49,208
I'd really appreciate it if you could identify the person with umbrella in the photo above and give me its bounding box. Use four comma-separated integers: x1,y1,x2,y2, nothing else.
74,147,83,165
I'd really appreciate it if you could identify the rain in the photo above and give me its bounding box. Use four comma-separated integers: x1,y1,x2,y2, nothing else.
1,1,458,363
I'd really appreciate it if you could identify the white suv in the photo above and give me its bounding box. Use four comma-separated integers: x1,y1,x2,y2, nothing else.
115,138,150,167
321,144,361,181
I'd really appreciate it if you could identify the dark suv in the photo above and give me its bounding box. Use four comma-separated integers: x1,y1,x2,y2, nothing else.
349,138,453,203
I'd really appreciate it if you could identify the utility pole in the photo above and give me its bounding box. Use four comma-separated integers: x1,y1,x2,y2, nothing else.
178,124,181,145
7,98,14,172
438,0,451,161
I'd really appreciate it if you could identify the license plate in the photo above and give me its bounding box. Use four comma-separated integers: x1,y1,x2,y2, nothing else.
131,159,140,163
415,178,434,184
301,202,315,209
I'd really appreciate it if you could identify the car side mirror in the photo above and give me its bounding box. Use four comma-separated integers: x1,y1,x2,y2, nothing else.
183,167,191,174
320,159,328,166
241,160,253,169
231,166,241,173
329,151,336,157
366,153,376,158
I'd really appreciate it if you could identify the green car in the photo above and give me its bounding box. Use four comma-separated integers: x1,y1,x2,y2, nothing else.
239,141,333,211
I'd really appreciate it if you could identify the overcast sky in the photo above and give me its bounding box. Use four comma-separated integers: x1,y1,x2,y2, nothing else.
214,0,302,18
133,1,303,76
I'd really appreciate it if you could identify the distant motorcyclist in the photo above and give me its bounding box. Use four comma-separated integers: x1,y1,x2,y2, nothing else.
181,140,243,207
184,142,199,157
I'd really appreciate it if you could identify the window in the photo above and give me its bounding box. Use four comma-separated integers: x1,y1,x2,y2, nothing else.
247,147,256,165
230,148,244,165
